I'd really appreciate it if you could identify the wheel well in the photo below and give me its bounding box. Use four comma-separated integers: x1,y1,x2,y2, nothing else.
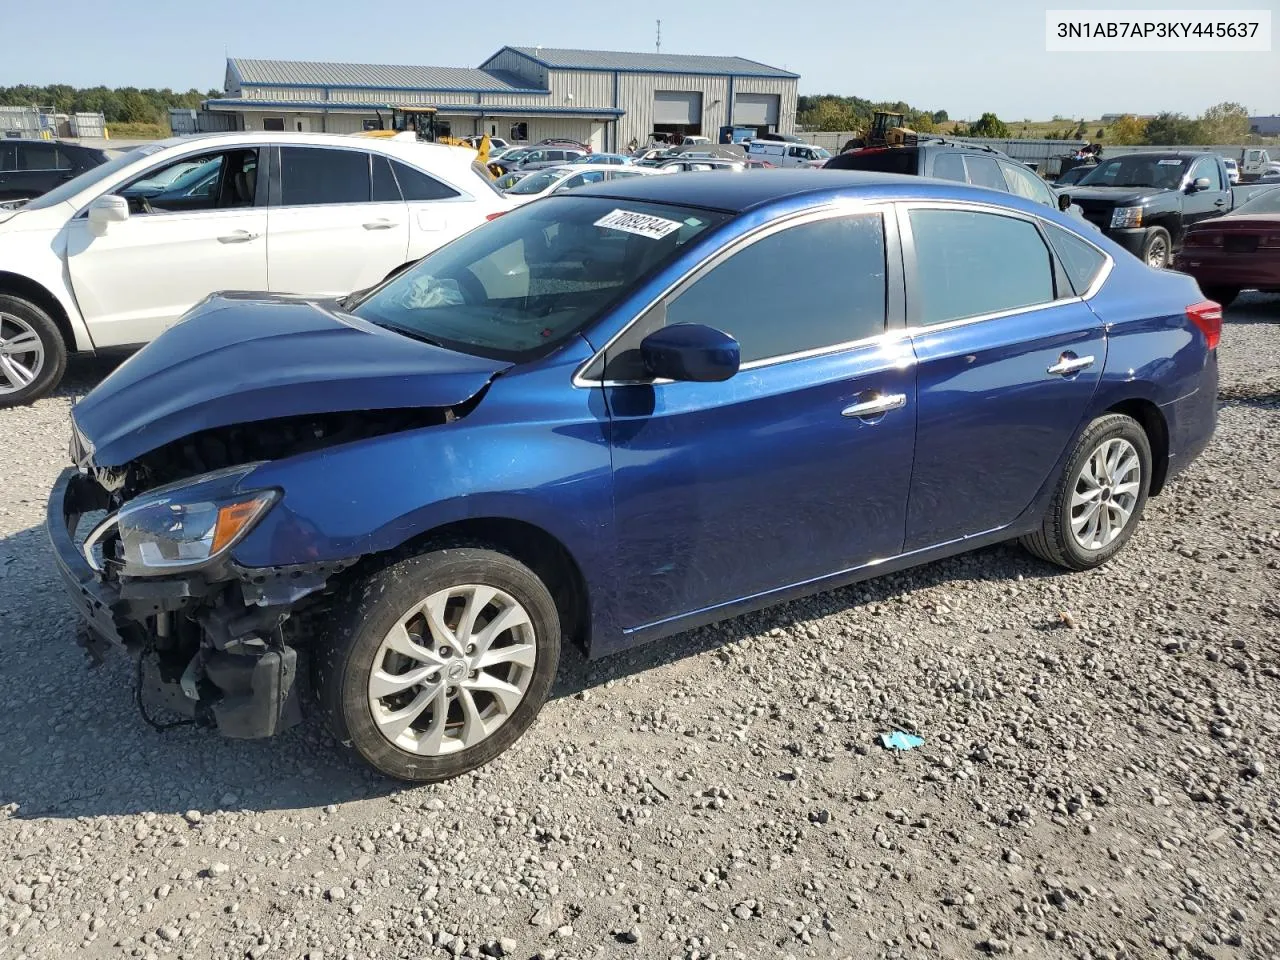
1108,398,1169,495
397,518,591,653
0,271,78,353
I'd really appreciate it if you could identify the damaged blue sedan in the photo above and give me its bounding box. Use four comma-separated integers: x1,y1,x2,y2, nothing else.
49,171,1219,781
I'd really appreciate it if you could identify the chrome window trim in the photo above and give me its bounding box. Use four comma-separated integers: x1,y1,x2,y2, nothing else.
571,199,893,388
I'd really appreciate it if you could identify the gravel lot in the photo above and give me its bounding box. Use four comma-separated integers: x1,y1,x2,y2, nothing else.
2,297,1278,960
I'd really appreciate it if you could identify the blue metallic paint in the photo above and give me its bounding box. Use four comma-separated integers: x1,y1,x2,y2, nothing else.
68,173,1218,662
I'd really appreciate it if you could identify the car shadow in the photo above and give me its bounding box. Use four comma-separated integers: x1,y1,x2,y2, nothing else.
0,509,1068,821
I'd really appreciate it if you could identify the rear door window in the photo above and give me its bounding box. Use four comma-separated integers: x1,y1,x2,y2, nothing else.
908,208,1055,326
963,155,1008,191
279,147,370,205
391,160,460,201
930,152,966,182
824,149,919,175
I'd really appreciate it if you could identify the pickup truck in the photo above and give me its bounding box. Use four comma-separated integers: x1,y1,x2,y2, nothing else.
1065,152,1233,268
1240,147,1280,182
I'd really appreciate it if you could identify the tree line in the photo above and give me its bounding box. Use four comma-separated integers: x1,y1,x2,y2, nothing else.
0,85,221,125
798,96,1260,146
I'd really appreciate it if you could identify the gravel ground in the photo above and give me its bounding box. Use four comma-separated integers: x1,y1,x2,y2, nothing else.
2,296,1278,960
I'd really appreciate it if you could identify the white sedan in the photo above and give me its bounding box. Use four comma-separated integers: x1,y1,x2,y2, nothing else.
0,131,511,405
503,164,664,206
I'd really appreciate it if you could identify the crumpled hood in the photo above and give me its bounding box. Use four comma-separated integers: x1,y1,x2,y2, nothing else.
73,293,511,466
1066,185,1169,206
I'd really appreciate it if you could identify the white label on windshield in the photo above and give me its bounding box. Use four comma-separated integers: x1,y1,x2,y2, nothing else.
1157,159,1183,165
594,208,683,239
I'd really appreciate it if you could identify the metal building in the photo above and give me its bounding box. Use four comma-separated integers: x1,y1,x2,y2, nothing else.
203,47,799,150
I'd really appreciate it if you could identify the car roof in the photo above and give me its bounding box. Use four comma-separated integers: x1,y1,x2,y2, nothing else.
569,168,1055,215
143,131,481,169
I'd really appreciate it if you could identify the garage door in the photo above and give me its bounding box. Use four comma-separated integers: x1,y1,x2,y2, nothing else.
654,91,702,126
735,93,779,127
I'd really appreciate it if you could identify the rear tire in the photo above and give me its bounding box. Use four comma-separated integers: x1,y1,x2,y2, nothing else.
1201,286,1240,308
1021,414,1152,571
1140,227,1172,269
0,294,67,408
315,543,561,782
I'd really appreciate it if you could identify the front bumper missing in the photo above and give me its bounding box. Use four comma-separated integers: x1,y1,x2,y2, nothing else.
47,467,348,739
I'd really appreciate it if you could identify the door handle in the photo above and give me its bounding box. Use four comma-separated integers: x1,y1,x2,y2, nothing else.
217,230,260,244
363,219,397,230
1047,354,1095,376
1213,199,1228,206
842,393,907,419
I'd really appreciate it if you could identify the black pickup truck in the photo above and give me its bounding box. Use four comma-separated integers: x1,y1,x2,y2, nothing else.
1065,152,1234,268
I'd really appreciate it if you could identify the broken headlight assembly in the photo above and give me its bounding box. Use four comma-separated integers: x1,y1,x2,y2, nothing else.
85,464,278,577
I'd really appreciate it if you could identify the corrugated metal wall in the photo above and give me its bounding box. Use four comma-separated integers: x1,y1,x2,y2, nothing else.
617,73,728,143
733,76,797,134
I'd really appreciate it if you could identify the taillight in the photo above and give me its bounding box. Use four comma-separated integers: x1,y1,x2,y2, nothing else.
1186,300,1222,350
1261,234,1280,248
485,211,505,221
1184,231,1221,248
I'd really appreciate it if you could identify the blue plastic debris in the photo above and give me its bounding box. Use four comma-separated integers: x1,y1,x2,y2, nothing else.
879,731,925,751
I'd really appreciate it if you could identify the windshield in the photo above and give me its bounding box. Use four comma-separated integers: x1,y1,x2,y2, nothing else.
508,169,567,195
1079,156,1188,188
351,195,729,362
1232,186,1280,215
813,147,831,159
23,144,165,211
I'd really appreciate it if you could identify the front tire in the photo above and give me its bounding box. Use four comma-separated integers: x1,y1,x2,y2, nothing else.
315,544,561,782
1140,227,1172,269
0,294,67,408
1021,414,1152,571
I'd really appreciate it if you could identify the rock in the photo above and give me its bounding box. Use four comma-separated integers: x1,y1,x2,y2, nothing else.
207,862,230,877
9,885,33,904
326,887,346,901
620,926,641,943
183,810,202,824
157,925,179,942
498,937,518,956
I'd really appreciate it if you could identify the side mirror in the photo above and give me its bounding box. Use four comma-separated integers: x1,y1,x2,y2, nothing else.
88,194,129,227
1057,192,1072,212
1189,177,1212,193
640,323,740,383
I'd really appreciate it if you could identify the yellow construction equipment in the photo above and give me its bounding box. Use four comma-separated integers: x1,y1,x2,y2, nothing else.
359,106,489,166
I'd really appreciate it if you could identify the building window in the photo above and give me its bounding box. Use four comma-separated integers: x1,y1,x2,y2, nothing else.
263,117,285,131
510,121,528,142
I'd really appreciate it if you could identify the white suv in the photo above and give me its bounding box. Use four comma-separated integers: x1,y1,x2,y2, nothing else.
0,132,511,405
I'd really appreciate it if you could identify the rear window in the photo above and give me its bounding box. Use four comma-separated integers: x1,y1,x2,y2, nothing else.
824,149,919,176
1043,222,1108,295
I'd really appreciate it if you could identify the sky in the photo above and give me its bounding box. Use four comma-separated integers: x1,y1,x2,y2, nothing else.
2,0,1277,120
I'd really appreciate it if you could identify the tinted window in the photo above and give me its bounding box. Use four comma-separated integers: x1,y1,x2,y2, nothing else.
824,149,919,175
280,147,370,205
963,155,1007,191
262,118,285,131
372,156,401,202
1000,161,1055,206
117,149,258,214
0,143,15,172
1079,155,1187,189
352,197,727,362
664,214,887,364
391,159,458,201
1043,222,1108,295
1189,156,1222,190
16,142,64,170
909,209,1054,325
931,152,966,182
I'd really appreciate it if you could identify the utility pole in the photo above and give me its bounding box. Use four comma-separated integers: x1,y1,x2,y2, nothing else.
656,20,661,54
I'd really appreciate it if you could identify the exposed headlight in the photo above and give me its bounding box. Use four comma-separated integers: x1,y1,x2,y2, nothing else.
89,465,277,576
1110,206,1143,228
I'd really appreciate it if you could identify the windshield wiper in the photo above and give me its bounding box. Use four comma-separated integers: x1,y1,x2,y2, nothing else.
368,321,446,348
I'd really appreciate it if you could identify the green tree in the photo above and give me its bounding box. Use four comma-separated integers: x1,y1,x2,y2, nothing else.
798,97,859,132
1107,114,1148,145
932,109,949,124
1143,112,1208,145
1199,101,1249,143
968,112,1010,138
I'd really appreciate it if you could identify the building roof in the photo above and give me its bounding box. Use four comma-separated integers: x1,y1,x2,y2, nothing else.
228,58,542,93
503,46,799,79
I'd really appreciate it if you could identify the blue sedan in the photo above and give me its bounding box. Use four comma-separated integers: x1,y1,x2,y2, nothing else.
50,171,1219,781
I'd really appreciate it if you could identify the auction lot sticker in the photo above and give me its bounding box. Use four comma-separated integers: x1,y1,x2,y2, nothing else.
594,209,683,240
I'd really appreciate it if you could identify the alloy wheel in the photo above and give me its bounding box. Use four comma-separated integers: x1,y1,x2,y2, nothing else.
0,312,44,395
1145,237,1168,268
1070,437,1141,551
366,584,537,756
